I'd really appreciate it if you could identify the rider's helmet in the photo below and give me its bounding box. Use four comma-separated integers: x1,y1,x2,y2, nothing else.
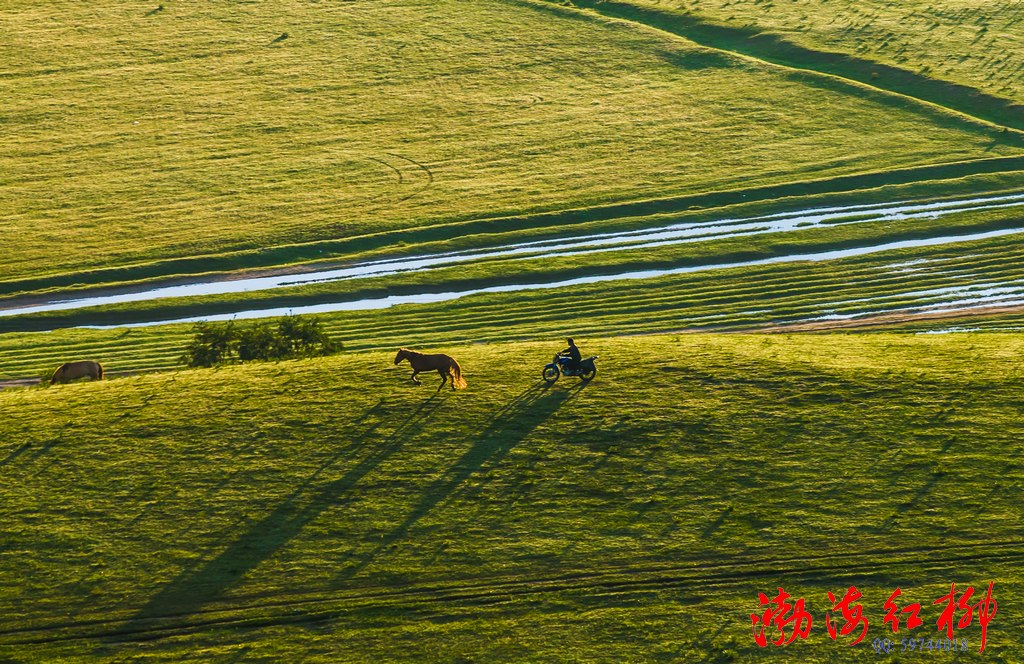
567,337,575,346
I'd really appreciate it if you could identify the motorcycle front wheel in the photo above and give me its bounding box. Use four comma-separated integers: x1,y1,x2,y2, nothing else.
579,366,597,382
542,365,560,384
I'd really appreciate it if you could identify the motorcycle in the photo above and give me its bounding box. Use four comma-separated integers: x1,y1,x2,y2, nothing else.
542,353,598,384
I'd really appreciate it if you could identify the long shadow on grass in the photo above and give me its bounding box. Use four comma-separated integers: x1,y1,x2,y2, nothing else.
116,393,450,631
1,422,71,469
333,381,582,582
0,442,32,467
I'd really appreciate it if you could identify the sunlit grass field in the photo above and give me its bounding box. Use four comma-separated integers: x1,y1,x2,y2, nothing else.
1,0,1020,287
627,0,1024,101
4,1,1024,659
598,0,1024,123
0,334,1021,661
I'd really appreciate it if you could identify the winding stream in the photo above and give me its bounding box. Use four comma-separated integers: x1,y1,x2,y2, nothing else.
80,226,1024,329
4,192,1024,328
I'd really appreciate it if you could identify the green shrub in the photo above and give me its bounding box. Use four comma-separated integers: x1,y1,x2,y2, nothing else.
236,322,288,362
180,316,340,367
180,321,237,367
276,315,341,357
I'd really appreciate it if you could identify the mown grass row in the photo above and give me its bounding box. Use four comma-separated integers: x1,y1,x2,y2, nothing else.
3,231,1024,381
0,334,1021,660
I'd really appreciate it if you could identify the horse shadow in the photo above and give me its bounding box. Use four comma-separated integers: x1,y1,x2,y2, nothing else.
333,381,583,582
1,422,72,469
114,393,451,633
0,442,32,467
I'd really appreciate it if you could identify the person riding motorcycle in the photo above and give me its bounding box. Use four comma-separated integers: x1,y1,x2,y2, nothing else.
542,337,597,384
558,337,582,374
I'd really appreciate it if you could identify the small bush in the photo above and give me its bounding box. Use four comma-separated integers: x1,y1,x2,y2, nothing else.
237,322,289,362
181,316,340,367
181,321,237,367
276,315,341,356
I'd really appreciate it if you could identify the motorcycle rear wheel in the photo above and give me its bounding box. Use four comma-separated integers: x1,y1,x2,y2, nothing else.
579,366,597,382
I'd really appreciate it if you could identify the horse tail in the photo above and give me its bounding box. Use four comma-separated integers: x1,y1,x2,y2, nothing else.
96,362,104,381
450,358,467,389
50,364,63,385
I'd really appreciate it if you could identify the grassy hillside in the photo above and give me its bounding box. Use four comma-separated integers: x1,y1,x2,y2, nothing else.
0,334,1021,661
4,2,1024,662
601,0,1024,113
1,0,1020,287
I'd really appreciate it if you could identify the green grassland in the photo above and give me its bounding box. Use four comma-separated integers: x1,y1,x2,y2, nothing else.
583,0,1024,126
0,334,1021,661
2,0,1022,289
4,2,1024,660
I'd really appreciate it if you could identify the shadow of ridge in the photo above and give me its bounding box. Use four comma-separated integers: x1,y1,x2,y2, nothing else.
700,506,734,539
569,0,1024,135
10,422,72,466
334,381,581,582
114,394,449,633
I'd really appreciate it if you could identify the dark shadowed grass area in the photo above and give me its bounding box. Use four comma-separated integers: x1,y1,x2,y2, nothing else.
0,334,1020,661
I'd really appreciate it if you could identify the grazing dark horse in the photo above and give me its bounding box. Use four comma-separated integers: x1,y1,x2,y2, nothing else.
51,360,104,384
394,348,467,391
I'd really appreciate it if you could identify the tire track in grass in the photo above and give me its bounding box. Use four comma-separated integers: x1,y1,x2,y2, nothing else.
1,539,1021,646
362,152,434,203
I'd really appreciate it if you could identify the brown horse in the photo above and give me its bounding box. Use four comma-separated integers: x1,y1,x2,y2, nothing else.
394,348,467,391
50,360,104,384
